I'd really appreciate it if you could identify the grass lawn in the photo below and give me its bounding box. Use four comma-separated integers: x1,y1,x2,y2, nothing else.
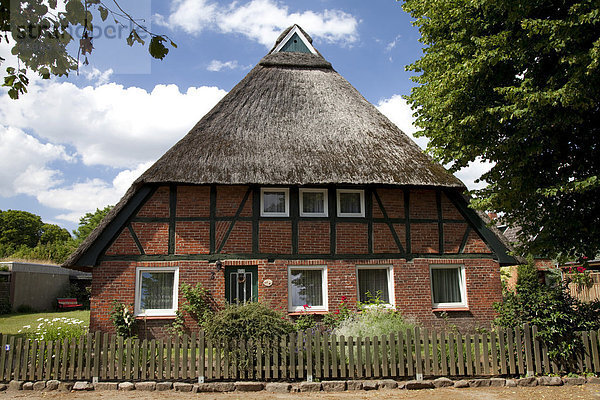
0,310,90,335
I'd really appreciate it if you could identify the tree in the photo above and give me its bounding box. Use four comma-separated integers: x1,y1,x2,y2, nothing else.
73,205,112,242
1,0,176,99
40,223,71,244
402,0,600,260
0,209,43,247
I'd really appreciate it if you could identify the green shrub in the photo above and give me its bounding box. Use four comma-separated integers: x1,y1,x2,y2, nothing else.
334,306,416,338
109,300,136,338
204,302,294,344
0,298,11,315
494,260,600,367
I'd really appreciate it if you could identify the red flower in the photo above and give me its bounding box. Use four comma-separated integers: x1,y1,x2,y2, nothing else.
341,296,348,302
577,266,586,273
303,304,310,310
334,310,340,314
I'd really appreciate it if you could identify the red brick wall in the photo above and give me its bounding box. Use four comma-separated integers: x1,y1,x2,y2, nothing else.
92,184,502,336
90,257,502,336
336,223,368,254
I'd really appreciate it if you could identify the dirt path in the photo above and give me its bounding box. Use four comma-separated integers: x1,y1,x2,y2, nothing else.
2,386,600,400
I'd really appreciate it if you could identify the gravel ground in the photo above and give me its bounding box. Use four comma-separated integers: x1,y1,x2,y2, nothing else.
2,386,600,400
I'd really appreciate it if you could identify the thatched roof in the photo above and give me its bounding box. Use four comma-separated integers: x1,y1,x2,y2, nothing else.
136,25,464,188
64,25,470,269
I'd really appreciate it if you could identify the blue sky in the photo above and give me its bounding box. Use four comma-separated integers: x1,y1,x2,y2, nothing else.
0,0,490,232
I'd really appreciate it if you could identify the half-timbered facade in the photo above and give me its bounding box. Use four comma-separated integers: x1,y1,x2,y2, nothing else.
65,25,517,337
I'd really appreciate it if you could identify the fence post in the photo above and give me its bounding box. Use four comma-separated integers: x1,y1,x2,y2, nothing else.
198,330,205,383
522,323,534,377
414,327,423,381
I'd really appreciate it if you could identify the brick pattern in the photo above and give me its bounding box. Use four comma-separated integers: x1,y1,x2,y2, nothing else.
221,221,252,253
90,257,502,336
216,186,252,217
131,222,169,254
411,223,439,254
137,186,170,218
444,223,468,253
176,186,210,217
336,223,368,254
298,221,330,254
463,230,492,253
373,188,405,219
410,190,438,219
175,221,210,254
259,221,292,254
105,228,140,255
373,223,400,253
441,192,464,220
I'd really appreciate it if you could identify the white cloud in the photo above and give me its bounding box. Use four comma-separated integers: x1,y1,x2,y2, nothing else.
206,60,250,72
0,126,73,197
377,94,493,191
0,80,227,169
386,35,402,52
159,0,359,47
41,162,153,223
83,67,114,86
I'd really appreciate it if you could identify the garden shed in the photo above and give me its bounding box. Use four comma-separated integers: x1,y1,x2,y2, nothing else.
64,25,517,337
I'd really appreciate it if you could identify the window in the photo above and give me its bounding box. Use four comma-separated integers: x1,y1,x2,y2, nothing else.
357,266,394,306
430,265,467,308
134,267,179,316
288,266,327,312
299,188,328,217
261,188,289,217
337,189,365,217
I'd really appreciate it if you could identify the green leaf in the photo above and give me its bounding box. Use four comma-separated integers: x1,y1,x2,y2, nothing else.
98,6,108,21
149,36,169,60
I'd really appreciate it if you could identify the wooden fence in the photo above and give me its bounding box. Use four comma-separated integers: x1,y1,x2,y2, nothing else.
568,272,600,302
1,324,599,383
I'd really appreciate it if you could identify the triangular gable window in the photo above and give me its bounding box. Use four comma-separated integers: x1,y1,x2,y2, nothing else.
273,26,317,55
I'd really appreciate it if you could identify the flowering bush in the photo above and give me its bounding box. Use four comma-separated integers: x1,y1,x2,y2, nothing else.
295,304,317,332
109,300,136,338
566,265,594,293
322,296,353,329
334,306,416,339
19,317,87,341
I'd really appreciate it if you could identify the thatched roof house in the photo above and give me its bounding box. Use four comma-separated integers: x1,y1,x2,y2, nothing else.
65,25,516,335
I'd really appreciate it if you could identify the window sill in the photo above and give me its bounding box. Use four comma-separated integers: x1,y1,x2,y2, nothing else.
432,307,469,312
135,315,177,320
288,310,328,316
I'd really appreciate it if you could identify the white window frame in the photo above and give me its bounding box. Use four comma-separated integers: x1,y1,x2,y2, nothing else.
356,265,395,308
272,25,318,55
429,265,468,309
299,188,328,217
287,265,328,312
260,188,289,217
337,189,365,217
134,266,179,317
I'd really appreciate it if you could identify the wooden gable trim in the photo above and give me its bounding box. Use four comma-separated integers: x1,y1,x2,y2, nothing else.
445,190,519,266
77,185,155,267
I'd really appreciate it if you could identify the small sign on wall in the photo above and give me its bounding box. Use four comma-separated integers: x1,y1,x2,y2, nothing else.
263,279,273,287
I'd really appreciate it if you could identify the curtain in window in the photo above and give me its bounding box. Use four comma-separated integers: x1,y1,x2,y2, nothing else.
432,268,462,304
140,272,174,310
290,269,323,307
303,192,324,213
263,192,286,213
339,192,361,213
358,269,389,303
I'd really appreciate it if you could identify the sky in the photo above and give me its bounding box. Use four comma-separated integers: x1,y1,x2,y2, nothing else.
0,0,491,232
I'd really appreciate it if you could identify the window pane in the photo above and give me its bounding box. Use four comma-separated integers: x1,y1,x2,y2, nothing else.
302,192,325,214
263,191,286,213
432,268,462,304
290,269,323,307
358,269,389,303
340,192,361,214
140,272,174,310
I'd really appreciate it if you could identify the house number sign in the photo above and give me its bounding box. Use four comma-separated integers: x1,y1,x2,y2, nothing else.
263,279,273,287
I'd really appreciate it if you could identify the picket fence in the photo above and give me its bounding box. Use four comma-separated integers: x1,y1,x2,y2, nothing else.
1,324,599,383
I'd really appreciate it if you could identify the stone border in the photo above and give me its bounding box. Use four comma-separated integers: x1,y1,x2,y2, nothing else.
3,376,599,393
